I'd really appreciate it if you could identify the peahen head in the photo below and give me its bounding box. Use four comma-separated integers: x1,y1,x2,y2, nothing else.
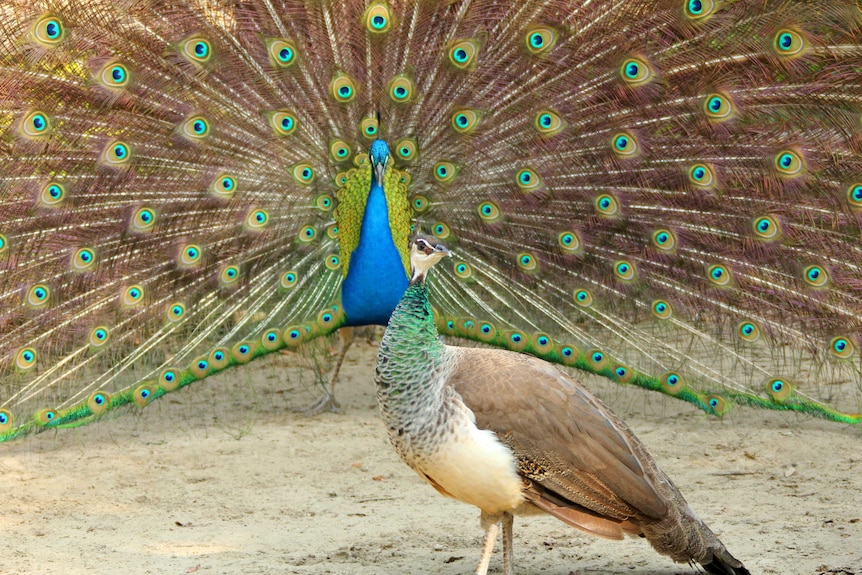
409,236,451,284
369,139,390,184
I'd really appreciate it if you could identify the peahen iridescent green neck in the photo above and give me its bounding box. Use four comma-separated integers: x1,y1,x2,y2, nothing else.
376,275,447,403
337,139,412,326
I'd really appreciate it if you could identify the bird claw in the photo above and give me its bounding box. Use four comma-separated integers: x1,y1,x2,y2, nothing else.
299,392,342,416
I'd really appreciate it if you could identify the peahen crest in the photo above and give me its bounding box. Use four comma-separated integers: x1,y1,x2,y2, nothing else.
2,0,862,440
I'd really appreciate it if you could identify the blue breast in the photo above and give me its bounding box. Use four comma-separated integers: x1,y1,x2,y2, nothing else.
341,177,409,326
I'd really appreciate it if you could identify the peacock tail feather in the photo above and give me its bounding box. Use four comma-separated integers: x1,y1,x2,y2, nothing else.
2,0,862,441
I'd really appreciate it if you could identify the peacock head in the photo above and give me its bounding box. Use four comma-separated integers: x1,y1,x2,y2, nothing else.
369,139,390,184
410,236,451,283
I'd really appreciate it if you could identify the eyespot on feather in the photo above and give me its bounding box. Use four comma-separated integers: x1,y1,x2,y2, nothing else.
219,265,240,287
738,321,760,342
16,347,38,370
210,348,230,370
766,378,792,402
534,110,564,135
707,264,732,286
210,174,237,199
101,140,132,167
88,326,111,348
179,36,213,65
331,73,357,103
159,368,181,391
652,299,673,319
661,372,683,395
558,231,580,253
133,385,155,407
684,0,718,21
121,285,144,307
451,109,481,134
130,207,156,233
231,341,255,363
88,391,111,415
504,330,529,352
36,409,58,425
774,150,804,177
611,132,639,156
0,410,12,431
388,75,414,103
365,2,392,33
448,39,479,69
587,349,609,371
31,15,65,46
651,229,676,251
525,27,558,55
38,182,67,208
573,289,593,307
97,61,131,90
830,336,856,359
594,194,620,216
557,344,580,366
71,247,96,271
688,163,716,187
620,57,653,86
20,110,53,139
189,357,211,379
266,38,297,68
330,140,352,162
26,284,51,308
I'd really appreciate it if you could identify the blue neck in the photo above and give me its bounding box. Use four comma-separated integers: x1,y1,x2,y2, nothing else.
341,174,409,326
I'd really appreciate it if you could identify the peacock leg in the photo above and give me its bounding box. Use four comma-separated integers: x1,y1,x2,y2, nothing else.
302,327,353,415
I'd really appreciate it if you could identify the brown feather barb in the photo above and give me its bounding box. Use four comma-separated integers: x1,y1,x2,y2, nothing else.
2,0,862,440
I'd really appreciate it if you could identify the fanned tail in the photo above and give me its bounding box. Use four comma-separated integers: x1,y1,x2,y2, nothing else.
2,0,862,441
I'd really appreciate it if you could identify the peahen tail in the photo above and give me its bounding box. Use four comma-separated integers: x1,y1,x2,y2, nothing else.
2,0,862,441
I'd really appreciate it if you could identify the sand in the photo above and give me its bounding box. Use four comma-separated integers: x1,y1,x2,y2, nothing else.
1,339,860,575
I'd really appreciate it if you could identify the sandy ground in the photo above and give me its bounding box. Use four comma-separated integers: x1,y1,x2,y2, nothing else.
1,339,861,575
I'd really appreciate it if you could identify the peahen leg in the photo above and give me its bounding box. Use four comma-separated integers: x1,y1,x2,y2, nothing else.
501,512,514,575
476,512,501,575
302,327,353,415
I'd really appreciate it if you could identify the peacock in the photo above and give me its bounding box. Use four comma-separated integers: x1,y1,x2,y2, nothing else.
375,236,750,575
2,0,862,442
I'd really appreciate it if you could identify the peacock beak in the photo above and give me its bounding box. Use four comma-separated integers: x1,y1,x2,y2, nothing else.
436,245,452,258
374,161,386,184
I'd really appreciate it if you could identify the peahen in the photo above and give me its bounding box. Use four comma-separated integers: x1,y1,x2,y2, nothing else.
2,0,862,441
375,236,750,575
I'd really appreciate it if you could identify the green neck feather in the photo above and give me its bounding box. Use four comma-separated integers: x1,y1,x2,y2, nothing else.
379,279,445,364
